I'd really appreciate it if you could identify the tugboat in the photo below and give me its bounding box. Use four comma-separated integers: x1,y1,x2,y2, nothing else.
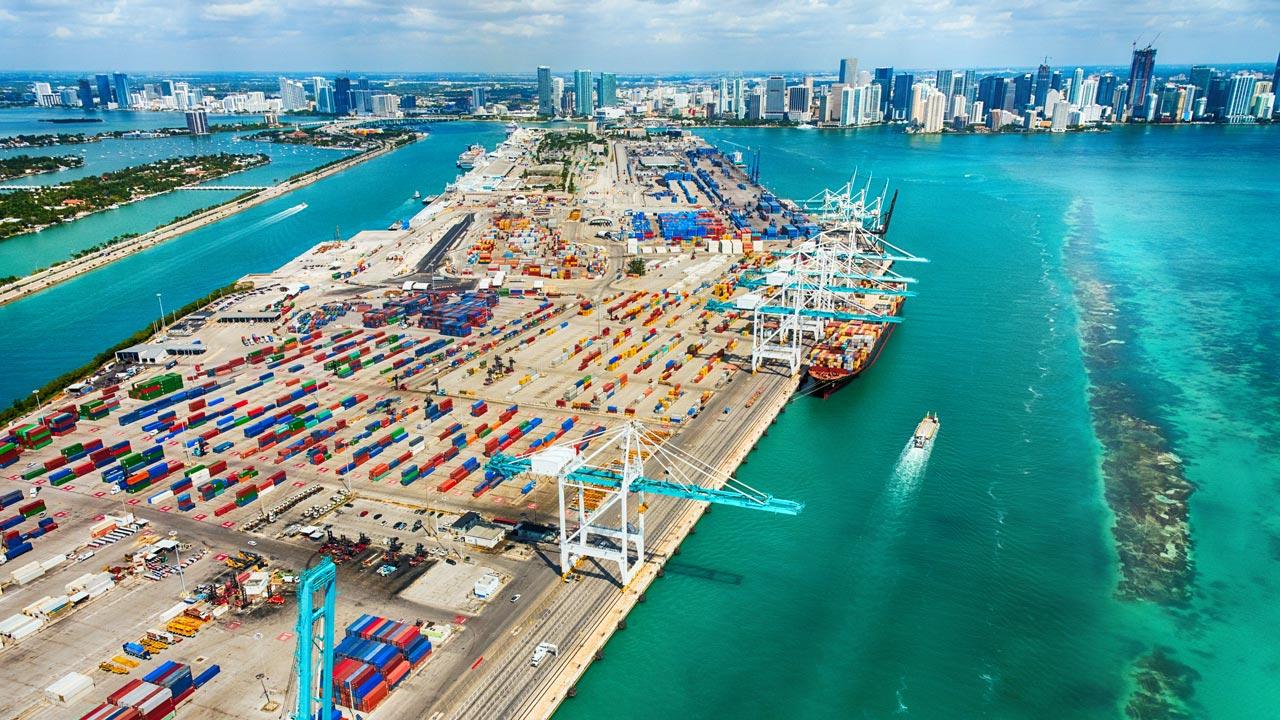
911,412,940,451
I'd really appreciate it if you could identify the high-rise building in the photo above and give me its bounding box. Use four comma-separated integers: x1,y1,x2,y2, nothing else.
1014,73,1034,109
573,70,593,116
922,88,946,133
356,78,373,113
371,94,398,117
552,76,565,112
745,91,763,120
596,73,617,107
334,77,351,115
935,69,953,98
732,78,746,118
317,84,335,115
537,66,554,116
1034,63,1051,108
787,85,811,121
962,69,977,104
1070,68,1084,105
764,75,786,119
1050,70,1063,92
77,79,95,109
1096,74,1117,110
1127,44,1158,119
471,87,488,110
839,58,858,86
717,77,728,115
94,74,113,107
1272,52,1280,114
873,67,894,116
278,78,307,111
1189,65,1214,97
185,109,209,135
977,75,1004,115
111,73,130,109
891,73,913,120
159,80,175,97
1224,72,1258,123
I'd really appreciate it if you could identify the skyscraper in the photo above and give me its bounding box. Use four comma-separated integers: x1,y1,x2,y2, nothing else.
839,58,858,86
537,66,554,116
787,85,812,120
873,67,894,117
573,70,593,116
1189,66,1213,96
891,73,914,120
935,69,953,99
1034,63,1051,108
552,76,565,113
717,77,728,115
597,73,617,107
1096,74,1117,110
77,79,95,109
962,70,977,104
95,74,113,107
764,75,786,119
1070,68,1084,105
1272,52,1280,114
1224,72,1257,123
732,78,746,118
279,77,307,111
471,87,488,110
334,77,351,115
185,109,209,135
1127,44,1157,120
112,73,131,109
1014,74,1034,109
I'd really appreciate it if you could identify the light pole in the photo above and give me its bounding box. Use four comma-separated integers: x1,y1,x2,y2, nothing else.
256,673,272,705
31,389,39,412
172,542,186,596
156,292,167,330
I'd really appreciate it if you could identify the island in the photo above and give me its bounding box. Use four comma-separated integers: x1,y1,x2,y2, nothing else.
0,154,85,180
0,153,269,241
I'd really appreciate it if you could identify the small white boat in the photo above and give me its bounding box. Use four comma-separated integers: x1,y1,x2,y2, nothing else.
911,412,939,451
412,190,421,199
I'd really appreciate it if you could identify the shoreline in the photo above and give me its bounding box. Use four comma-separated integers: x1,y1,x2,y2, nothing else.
0,141,401,307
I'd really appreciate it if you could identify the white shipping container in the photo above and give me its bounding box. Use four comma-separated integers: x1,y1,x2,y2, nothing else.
731,239,744,254
147,489,174,504
40,554,67,571
10,561,43,585
752,240,764,253
9,617,42,641
187,468,211,485
45,671,94,705
0,613,31,635
159,602,189,621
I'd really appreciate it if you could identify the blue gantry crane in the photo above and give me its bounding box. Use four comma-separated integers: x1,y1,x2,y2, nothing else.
486,422,801,585
293,557,338,720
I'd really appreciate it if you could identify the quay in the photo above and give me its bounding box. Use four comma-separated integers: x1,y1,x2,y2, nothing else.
0,125,871,720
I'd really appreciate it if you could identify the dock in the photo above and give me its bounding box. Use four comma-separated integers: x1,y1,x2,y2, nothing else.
0,125,834,720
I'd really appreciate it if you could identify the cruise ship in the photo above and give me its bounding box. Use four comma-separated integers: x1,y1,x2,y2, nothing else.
456,144,485,169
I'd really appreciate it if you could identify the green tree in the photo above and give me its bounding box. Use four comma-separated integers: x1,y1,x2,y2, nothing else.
626,258,646,276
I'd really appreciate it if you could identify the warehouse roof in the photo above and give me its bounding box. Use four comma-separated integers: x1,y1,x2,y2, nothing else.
638,155,681,168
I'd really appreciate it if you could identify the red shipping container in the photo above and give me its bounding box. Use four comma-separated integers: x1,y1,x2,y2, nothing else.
213,502,236,517
385,658,410,687
43,455,68,471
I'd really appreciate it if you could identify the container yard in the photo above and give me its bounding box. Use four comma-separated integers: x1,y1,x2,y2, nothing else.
0,126,907,720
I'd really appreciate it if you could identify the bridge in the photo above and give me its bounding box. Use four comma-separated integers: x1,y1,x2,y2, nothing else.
0,183,270,193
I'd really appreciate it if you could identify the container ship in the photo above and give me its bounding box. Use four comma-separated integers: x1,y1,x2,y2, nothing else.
456,144,485,169
800,193,915,398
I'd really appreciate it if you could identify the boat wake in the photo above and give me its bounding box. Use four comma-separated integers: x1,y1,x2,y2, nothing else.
888,436,933,509
222,203,307,242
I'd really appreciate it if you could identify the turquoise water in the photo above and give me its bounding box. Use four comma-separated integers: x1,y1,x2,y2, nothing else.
0,120,504,407
0,134,344,276
4,112,1277,718
553,126,1280,719
0,107,320,138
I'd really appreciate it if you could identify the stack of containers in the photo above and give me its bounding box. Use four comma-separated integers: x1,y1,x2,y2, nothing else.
15,424,52,450
127,373,183,401
142,661,195,706
0,441,21,468
105,679,173,720
44,411,77,436
79,398,114,421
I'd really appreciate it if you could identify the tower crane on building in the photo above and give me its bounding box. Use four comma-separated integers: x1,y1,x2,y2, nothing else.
485,422,802,585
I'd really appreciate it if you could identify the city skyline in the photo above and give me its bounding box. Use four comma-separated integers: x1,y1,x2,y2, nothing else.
0,0,1276,72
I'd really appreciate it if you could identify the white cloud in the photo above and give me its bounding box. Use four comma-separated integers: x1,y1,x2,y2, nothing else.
2,0,1277,70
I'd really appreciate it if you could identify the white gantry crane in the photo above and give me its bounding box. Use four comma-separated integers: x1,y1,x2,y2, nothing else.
485,422,802,585
707,177,927,375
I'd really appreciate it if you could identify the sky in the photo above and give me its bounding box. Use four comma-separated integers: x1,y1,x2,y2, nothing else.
0,0,1275,73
